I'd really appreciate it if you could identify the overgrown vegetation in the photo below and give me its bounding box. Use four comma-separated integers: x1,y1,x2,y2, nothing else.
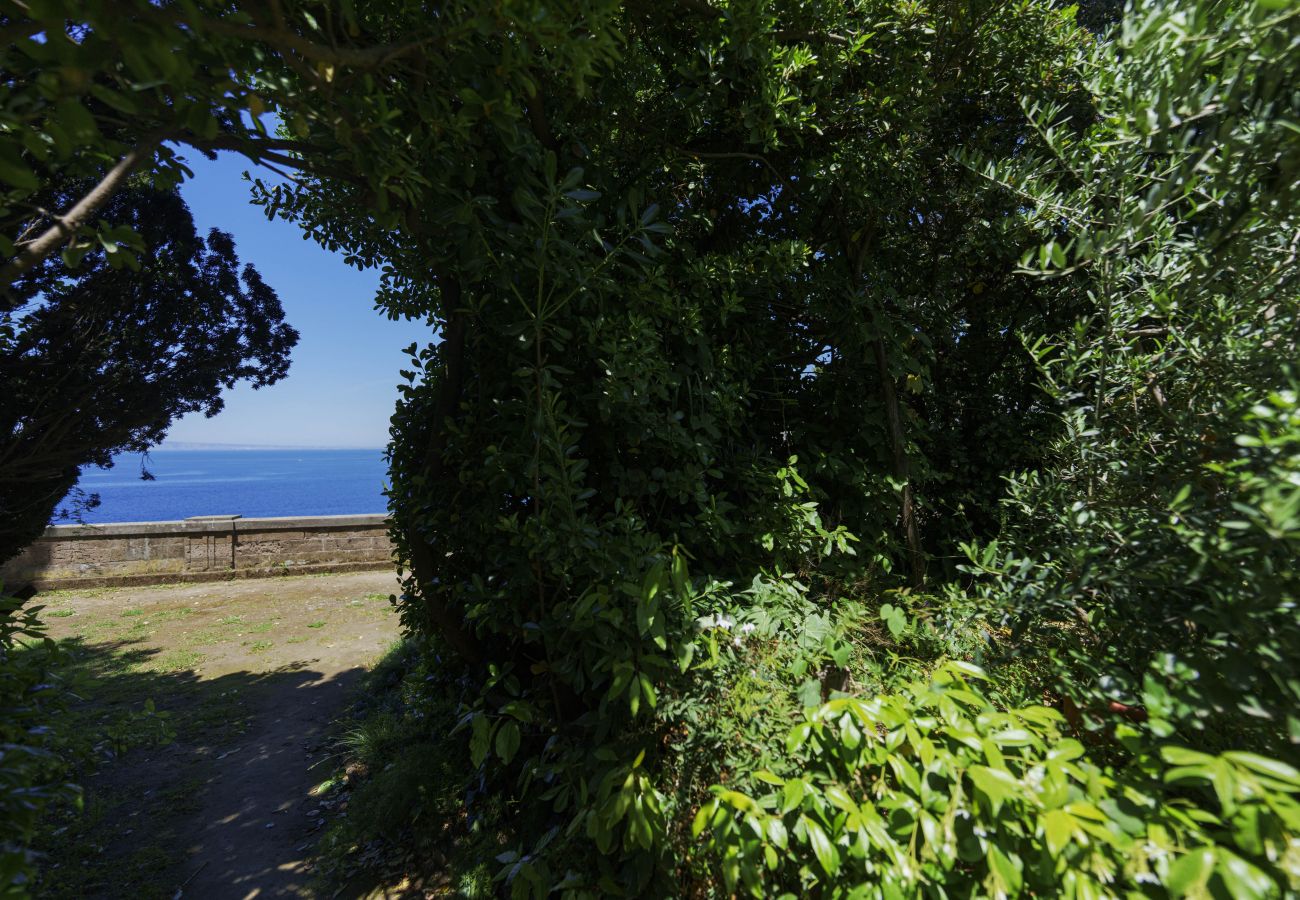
0,592,76,894
315,640,496,897
4,0,1300,895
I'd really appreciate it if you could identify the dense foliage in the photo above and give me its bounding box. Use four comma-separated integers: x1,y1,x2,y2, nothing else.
3,0,1299,896
0,592,75,895
0,186,297,561
959,0,1300,753
699,662,1300,897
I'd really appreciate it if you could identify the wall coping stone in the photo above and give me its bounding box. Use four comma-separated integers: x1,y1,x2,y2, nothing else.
39,513,389,540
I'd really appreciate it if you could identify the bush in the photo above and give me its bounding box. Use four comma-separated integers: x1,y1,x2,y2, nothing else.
0,592,77,894
697,662,1300,898
957,0,1300,753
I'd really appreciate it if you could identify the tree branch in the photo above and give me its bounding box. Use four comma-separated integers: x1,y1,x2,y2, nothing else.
670,146,801,198
174,134,365,187
1,138,159,285
142,5,438,69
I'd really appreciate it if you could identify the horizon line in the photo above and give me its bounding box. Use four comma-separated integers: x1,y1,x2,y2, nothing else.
156,441,387,451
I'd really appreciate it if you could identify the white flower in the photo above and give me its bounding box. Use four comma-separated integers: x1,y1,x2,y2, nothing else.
741,622,757,634
1142,842,1169,861
695,612,738,632
733,637,742,647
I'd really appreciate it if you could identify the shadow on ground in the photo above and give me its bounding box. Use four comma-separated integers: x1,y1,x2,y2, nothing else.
33,636,369,900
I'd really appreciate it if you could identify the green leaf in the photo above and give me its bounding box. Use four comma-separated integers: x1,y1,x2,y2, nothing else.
782,779,806,814
55,98,98,139
639,673,657,710
968,765,1019,813
1161,746,1216,767
1165,848,1215,895
802,816,839,876
1043,808,1074,856
797,679,822,709
986,843,1023,894
1214,848,1273,897
470,715,491,768
0,149,39,191
691,801,716,838
767,816,788,849
495,720,520,764
1222,752,1300,787
787,722,812,755
822,785,858,816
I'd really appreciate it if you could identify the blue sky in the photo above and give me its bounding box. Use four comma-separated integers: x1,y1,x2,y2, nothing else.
162,149,431,449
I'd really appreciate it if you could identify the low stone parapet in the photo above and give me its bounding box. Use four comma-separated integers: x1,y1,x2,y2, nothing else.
0,514,394,590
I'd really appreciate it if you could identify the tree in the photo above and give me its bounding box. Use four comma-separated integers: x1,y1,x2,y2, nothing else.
0,0,443,286
246,0,1092,889
962,0,1300,750
0,184,297,560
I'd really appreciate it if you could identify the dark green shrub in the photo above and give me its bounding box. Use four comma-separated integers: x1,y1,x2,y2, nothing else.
0,593,77,894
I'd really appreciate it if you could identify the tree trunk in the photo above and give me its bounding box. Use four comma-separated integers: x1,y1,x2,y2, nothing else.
840,218,926,590
869,324,925,589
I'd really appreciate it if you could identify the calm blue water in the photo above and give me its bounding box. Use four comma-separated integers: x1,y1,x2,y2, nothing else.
71,450,389,523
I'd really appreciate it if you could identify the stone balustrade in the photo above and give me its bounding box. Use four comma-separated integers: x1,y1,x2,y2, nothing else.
0,514,394,590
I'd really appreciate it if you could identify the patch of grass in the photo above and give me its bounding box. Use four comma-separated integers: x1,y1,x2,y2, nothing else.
247,619,278,634
248,640,273,653
307,620,328,629
149,649,205,673
147,607,194,624
286,636,308,645
315,639,488,896
45,608,76,618
184,629,228,647
120,608,145,618
219,615,245,626
33,766,208,899
156,776,208,816
184,689,253,739
35,580,197,603
27,623,328,898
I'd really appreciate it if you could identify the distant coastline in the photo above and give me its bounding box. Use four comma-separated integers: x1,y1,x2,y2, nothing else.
158,440,385,452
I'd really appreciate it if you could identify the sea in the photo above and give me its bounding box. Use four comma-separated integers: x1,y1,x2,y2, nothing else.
69,449,389,524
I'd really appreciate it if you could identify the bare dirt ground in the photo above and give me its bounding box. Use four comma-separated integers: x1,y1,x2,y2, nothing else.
32,570,404,899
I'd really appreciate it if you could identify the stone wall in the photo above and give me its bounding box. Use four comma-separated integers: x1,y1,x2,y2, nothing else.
0,514,394,590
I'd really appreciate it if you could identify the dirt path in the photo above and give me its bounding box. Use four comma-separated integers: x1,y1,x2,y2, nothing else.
35,571,404,899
